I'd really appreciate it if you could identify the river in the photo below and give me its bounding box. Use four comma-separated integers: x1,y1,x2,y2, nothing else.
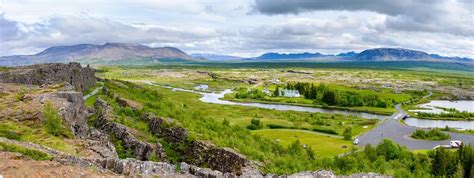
142,81,473,130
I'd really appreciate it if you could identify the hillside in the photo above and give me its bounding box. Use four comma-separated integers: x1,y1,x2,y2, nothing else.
191,53,242,61
246,48,472,64
252,52,329,60
0,43,193,66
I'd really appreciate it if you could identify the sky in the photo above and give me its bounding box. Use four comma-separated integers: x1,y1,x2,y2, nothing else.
0,0,473,58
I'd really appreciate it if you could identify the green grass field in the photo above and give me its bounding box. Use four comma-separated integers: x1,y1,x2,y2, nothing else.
252,129,353,158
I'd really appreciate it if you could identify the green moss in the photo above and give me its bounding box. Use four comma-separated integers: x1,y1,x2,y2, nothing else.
0,142,53,161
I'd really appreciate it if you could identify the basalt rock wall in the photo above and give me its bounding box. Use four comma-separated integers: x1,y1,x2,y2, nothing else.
0,62,95,92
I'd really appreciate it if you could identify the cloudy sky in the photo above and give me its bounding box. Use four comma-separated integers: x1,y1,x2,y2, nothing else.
0,0,473,57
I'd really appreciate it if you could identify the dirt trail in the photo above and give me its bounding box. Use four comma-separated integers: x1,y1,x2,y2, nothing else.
0,152,115,177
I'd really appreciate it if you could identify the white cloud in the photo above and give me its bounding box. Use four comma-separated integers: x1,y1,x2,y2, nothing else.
0,0,472,58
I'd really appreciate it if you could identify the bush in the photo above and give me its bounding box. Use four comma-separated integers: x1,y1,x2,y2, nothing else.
247,124,259,130
411,129,450,140
267,124,290,129
247,119,263,130
43,103,72,138
376,139,401,160
312,127,338,135
343,127,352,140
222,119,230,126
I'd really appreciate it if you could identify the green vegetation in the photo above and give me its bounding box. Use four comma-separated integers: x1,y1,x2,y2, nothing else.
252,129,350,158
343,127,352,140
334,139,473,177
94,64,474,176
411,129,451,140
99,79,377,173
0,142,53,161
0,121,78,154
417,110,474,120
43,102,72,138
247,119,263,130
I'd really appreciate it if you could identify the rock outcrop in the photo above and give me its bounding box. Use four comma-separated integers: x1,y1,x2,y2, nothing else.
143,112,260,175
0,62,95,92
94,98,166,161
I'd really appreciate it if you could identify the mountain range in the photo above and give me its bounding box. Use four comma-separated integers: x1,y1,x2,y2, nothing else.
0,43,472,66
190,53,242,61
250,48,472,63
0,43,192,66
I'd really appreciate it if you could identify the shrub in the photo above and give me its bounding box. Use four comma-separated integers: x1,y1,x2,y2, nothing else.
312,127,338,135
247,124,259,130
222,119,230,126
411,129,450,140
343,127,352,140
267,124,289,129
43,102,72,138
247,119,263,130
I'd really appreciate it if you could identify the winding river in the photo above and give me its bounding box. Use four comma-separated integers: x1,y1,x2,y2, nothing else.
142,81,474,130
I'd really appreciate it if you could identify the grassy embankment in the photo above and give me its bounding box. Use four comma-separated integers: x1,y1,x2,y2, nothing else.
98,79,379,173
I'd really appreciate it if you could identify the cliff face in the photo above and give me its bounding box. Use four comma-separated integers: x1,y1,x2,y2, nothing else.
0,62,95,92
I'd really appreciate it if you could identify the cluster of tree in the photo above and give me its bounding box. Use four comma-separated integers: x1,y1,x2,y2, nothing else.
417,110,474,119
334,139,474,177
411,128,451,140
247,119,263,130
284,82,319,99
283,82,389,108
235,89,266,99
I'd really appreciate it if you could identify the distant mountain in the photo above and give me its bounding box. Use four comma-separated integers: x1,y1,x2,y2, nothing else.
246,48,472,63
336,51,358,57
252,52,330,60
191,53,242,61
0,43,193,66
355,48,473,63
355,48,431,61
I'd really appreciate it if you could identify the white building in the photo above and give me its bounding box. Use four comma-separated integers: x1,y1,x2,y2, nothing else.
279,89,301,97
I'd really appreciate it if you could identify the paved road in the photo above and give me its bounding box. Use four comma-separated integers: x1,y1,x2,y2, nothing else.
83,83,103,100
357,104,474,150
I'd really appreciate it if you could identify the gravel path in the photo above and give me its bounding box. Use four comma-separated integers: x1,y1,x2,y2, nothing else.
357,104,474,150
83,83,103,100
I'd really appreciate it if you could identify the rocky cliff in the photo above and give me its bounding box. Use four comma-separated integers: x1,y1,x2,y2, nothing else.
0,62,95,92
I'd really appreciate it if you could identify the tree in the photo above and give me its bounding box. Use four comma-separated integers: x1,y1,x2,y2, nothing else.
343,127,352,140
376,139,401,160
431,147,458,177
458,145,474,178
322,90,337,105
364,144,377,162
273,86,280,96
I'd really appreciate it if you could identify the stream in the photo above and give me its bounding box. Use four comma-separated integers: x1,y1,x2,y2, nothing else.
142,81,474,130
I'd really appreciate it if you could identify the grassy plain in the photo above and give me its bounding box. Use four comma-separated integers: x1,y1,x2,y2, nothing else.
252,129,353,158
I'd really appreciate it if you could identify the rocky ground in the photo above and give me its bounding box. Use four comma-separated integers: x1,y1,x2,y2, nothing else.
0,152,115,177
